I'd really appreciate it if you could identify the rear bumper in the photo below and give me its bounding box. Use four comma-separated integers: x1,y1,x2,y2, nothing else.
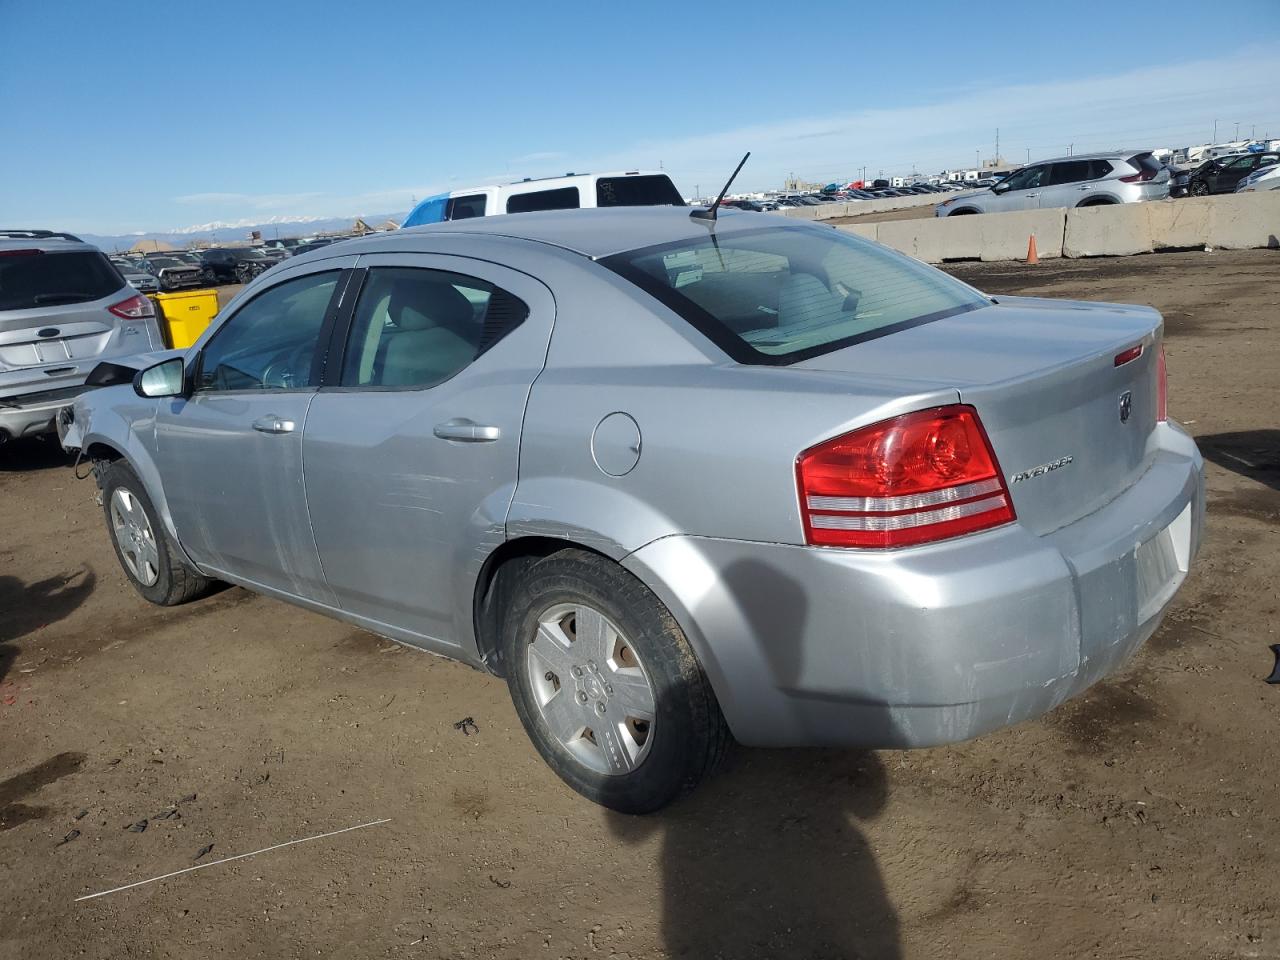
623,421,1204,748
0,385,92,440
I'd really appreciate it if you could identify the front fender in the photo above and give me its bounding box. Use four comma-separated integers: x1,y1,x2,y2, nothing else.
64,386,193,564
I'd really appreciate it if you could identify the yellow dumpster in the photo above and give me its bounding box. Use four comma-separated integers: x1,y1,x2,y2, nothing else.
151,289,218,349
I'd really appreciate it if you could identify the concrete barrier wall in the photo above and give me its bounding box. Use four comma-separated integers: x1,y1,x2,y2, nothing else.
835,193,1279,264
781,192,946,221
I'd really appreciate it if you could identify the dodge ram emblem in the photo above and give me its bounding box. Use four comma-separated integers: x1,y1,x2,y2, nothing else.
1119,390,1133,424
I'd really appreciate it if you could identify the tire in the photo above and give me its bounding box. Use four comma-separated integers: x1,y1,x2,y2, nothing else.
501,549,731,813
1190,180,1210,197
947,208,978,216
100,460,212,606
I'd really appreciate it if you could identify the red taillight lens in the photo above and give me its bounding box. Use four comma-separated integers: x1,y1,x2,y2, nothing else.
1119,169,1158,183
1156,345,1168,422
1114,344,1143,366
796,405,1016,549
107,293,156,320
0,248,42,258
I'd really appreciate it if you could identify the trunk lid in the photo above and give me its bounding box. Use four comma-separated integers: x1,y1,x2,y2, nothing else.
794,296,1162,535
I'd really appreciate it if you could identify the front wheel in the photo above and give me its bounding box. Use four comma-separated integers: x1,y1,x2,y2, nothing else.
100,461,213,606
502,550,731,813
1190,180,1210,197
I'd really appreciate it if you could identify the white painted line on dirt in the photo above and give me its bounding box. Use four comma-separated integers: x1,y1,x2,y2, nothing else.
74,817,391,903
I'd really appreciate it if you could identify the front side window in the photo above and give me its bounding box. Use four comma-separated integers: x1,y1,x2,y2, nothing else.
506,187,579,214
340,267,528,389
603,225,987,364
1000,165,1047,191
1224,156,1256,171
196,271,338,392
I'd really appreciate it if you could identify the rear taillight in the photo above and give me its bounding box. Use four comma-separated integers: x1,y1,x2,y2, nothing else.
108,293,156,320
1119,168,1159,183
1157,345,1168,422
796,405,1016,549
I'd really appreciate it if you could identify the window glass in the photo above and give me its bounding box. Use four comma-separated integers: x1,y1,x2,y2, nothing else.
603,225,987,363
1225,156,1256,171
1258,154,1280,169
596,175,685,207
0,250,123,311
506,187,579,214
340,267,528,388
1088,159,1114,180
999,165,1047,191
196,271,338,392
446,194,487,220
1047,161,1093,185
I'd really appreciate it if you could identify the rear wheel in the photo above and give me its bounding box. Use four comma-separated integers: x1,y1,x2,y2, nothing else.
100,461,212,606
501,549,731,813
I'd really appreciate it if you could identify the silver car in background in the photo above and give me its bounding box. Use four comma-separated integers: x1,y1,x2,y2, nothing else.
110,258,160,293
1,231,164,442
937,151,1170,215
59,208,1203,812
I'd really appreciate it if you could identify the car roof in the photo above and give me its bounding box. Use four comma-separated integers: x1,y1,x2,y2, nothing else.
324,206,807,261
0,236,99,254
1030,151,1144,165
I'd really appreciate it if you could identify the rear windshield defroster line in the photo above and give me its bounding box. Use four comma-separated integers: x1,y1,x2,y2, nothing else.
599,225,988,366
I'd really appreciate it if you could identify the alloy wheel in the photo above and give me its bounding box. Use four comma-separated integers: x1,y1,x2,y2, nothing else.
109,487,160,587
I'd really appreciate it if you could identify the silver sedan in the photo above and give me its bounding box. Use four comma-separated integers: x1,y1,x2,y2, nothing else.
59,207,1204,812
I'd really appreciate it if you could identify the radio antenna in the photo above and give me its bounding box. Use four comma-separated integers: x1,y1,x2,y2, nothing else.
691,152,750,222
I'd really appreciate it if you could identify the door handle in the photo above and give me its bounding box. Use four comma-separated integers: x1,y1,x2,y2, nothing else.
252,415,296,434
434,418,500,442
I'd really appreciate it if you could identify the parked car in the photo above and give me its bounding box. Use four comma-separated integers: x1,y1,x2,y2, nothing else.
0,230,164,442
936,152,1169,216
1186,152,1280,196
1235,163,1280,192
143,255,204,291
60,207,1203,813
292,238,343,256
110,258,160,293
199,247,276,284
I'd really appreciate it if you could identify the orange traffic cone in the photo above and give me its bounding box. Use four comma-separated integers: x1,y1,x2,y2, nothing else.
1025,234,1039,264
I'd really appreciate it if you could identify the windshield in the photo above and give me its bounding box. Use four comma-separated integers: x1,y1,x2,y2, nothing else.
0,250,123,311
602,224,988,364
150,258,181,267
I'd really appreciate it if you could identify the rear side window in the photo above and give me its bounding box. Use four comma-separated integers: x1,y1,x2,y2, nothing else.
1047,160,1094,186
603,225,987,365
0,250,123,311
446,194,487,220
340,267,528,389
506,187,579,214
596,175,685,207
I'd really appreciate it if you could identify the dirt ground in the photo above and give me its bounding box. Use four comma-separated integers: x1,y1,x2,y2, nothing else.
1,251,1277,960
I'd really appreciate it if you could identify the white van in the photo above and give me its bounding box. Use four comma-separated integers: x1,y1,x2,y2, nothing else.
401,171,684,227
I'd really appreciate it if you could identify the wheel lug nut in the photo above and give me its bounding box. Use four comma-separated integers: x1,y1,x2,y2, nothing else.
595,702,606,716
571,666,584,678
587,661,597,673
577,691,588,704
605,685,613,696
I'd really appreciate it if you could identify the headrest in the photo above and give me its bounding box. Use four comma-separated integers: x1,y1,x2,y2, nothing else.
392,282,474,332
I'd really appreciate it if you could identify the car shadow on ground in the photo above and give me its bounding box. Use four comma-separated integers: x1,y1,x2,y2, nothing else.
1197,430,1280,492
0,570,96,684
608,748,899,959
0,437,75,473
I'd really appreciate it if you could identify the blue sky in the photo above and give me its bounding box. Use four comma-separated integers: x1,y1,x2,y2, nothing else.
2,0,1278,234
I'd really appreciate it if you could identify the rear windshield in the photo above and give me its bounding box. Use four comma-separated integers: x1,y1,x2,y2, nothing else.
596,175,686,207
1129,153,1162,177
602,225,988,364
0,250,123,311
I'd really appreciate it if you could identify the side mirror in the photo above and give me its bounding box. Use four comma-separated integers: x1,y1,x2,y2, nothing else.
133,357,187,399
991,181,1010,194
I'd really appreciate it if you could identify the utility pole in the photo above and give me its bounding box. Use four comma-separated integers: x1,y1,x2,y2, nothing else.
1025,147,1030,163
975,149,979,169
995,128,1000,164
1234,122,1240,141
1213,119,1218,141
